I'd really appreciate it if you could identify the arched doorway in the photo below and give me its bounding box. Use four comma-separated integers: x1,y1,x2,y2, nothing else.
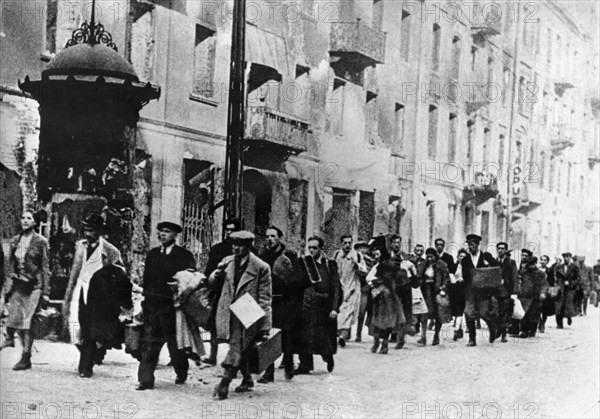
242,169,272,247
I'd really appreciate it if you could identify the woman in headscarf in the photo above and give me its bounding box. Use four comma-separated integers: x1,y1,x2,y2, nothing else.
0,210,50,370
449,249,468,340
415,248,450,346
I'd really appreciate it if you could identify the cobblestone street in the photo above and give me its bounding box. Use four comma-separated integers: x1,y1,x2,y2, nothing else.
1,308,599,419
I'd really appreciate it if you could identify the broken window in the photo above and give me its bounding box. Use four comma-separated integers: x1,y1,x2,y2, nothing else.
393,103,406,155
365,91,379,145
427,105,438,159
448,113,457,162
193,24,217,99
400,7,411,62
288,179,308,253
359,191,375,241
431,24,441,72
451,36,461,81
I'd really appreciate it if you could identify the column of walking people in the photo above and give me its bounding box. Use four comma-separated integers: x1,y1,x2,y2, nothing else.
2,210,598,400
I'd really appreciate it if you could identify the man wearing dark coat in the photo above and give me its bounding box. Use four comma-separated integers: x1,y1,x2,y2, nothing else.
202,218,240,366
460,234,499,347
576,256,593,316
295,236,341,375
388,235,416,347
555,252,580,329
496,243,519,341
78,262,132,377
256,226,305,382
435,238,456,274
136,222,196,390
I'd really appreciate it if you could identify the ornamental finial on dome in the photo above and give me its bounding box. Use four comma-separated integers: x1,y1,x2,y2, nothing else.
65,0,118,51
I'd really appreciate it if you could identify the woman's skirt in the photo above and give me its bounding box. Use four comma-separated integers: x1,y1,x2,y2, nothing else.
6,288,42,330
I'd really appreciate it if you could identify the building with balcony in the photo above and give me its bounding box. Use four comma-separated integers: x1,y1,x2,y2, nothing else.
1,0,598,266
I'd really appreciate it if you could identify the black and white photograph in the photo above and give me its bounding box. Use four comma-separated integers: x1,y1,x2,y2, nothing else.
1,0,599,418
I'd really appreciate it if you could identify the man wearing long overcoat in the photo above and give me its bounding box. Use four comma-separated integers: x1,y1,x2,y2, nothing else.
211,231,272,399
295,236,340,374
257,226,306,382
555,252,580,328
136,221,196,390
496,242,519,342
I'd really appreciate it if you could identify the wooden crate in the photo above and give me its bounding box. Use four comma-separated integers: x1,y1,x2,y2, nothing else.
248,328,282,374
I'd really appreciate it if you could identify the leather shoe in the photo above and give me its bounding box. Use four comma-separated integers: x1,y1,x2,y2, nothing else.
234,378,254,393
257,374,274,384
213,378,230,400
284,368,294,380
294,367,311,375
432,335,440,346
201,357,217,366
338,337,346,348
79,371,93,378
175,376,186,385
467,339,476,347
417,338,426,346
136,383,154,391
501,334,508,343
326,357,334,373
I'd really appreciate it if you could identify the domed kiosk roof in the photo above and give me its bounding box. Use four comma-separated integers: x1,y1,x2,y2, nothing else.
44,43,139,82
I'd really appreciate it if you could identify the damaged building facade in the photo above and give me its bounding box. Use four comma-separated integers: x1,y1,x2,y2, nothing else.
1,0,599,277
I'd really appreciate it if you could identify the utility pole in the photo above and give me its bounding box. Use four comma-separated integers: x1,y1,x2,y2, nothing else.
505,4,522,245
223,0,246,231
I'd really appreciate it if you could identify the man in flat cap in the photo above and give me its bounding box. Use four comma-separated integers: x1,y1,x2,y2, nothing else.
211,231,272,399
136,221,196,390
460,234,499,347
555,252,580,329
496,242,519,342
202,218,241,366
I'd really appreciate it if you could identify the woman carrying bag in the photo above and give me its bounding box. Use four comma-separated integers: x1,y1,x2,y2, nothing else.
0,210,50,370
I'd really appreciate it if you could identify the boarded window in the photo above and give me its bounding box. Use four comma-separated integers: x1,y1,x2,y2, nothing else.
483,127,491,163
393,104,405,155
481,211,490,246
400,7,411,62
288,179,308,253
431,24,441,72
448,113,457,162
498,134,505,170
323,188,354,254
467,120,475,160
359,191,375,241
427,105,438,159
365,91,378,145
193,25,217,99
451,36,460,80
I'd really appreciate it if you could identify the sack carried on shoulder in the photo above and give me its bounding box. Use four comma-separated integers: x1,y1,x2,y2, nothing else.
412,287,428,315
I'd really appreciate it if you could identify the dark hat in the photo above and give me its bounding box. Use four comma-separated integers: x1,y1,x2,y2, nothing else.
466,234,482,243
425,247,437,257
229,230,255,244
528,256,539,265
81,213,105,229
562,252,572,258
157,221,183,234
368,235,387,250
496,242,509,249
521,248,533,257
354,240,369,250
